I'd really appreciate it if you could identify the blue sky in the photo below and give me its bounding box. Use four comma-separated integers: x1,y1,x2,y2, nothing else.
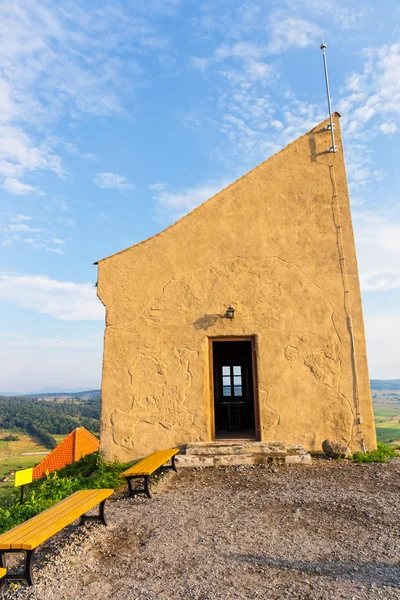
1,0,399,392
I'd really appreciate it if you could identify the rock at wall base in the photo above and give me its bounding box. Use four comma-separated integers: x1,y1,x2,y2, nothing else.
322,439,352,459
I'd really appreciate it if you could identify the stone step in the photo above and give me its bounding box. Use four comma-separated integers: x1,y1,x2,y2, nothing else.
185,441,301,456
176,452,311,468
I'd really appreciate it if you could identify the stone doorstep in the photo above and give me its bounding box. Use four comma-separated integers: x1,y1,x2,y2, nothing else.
177,441,312,468
176,452,312,468
185,441,287,456
186,441,286,448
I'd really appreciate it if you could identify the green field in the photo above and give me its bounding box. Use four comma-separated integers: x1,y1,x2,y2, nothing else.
373,408,400,419
53,434,68,444
0,430,58,498
373,404,400,446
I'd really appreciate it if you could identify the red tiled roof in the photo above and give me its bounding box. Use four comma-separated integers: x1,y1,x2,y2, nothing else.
32,427,99,480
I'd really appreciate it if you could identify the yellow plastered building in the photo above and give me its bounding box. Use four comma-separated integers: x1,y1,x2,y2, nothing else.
96,114,376,462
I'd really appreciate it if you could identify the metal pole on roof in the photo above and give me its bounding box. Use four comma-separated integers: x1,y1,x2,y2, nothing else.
320,40,338,153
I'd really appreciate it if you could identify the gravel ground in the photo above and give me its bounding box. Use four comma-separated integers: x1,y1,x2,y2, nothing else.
1,458,400,600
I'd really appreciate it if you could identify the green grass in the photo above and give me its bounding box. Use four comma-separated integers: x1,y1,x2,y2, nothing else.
373,408,400,418
373,427,400,445
52,434,67,444
353,442,398,463
0,452,133,534
0,456,46,499
0,429,53,499
375,420,400,429
372,403,400,445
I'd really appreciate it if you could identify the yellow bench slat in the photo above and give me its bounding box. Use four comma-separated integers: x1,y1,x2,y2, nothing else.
0,489,113,551
0,490,103,549
20,491,112,550
121,449,178,476
0,567,6,579
3,490,111,550
120,452,176,477
0,491,91,548
119,449,179,478
19,490,113,551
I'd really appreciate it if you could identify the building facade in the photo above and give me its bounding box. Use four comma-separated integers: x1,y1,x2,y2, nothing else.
96,114,376,462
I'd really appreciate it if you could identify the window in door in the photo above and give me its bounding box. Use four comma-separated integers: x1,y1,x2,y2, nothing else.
222,365,243,397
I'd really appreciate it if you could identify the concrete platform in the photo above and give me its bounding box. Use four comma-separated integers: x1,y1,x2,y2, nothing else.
175,441,311,468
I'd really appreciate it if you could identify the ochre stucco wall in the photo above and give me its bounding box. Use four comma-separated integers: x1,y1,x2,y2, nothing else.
96,115,376,461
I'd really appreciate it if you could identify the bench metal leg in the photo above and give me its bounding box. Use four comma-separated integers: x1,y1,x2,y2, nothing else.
125,458,178,499
0,549,36,587
127,476,134,497
144,475,151,499
171,453,177,473
126,475,152,499
79,499,108,526
25,550,34,587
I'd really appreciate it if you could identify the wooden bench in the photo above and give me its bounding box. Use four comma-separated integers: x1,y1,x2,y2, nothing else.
119,448,179,499
0,488,113,586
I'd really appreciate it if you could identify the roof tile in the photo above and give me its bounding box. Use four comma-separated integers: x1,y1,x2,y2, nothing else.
32,427,99,480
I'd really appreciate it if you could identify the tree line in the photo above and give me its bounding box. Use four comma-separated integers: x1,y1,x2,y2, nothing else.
0,396,100,448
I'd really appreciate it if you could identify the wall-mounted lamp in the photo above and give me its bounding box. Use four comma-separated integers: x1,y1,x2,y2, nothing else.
225,305,235,319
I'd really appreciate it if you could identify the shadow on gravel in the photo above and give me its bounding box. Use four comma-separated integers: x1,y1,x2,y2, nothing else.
231,555,400,588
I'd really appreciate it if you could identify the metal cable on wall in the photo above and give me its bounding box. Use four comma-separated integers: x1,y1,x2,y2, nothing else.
320,41,366,452
329,158,366,452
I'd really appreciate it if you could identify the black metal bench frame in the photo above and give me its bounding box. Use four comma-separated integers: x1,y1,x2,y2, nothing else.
125,454,177,499
0,549,36,587
0,499,109,587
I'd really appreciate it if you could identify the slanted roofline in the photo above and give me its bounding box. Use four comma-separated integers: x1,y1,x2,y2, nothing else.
93,112,341,265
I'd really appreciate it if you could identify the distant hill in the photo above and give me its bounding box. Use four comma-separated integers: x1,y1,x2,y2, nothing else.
370,380,400,391
1,389,100,398
2,382,400,396
0,393,100,440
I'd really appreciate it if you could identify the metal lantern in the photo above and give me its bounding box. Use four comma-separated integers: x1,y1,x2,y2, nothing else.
225,305,235,319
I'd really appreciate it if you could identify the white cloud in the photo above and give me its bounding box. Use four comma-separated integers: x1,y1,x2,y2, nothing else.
275,0,368,30
54,199,71,211
363,312,400,379
0,214,68,254
215,41,264,62
151,179,230,219
56,217,76,227
45,247,65,255
379,122,397,134
0,332,103,393
93,172,135,191
8,224,41,233
266,18,322,54
0,332,102,350
340,42,400,139
353,211,400,291
9,213,31,222
0,273,104,321
182,9,328,170
21,239,66,255
190,57,209,72
0,125,64,193
0,1,176,194
64,142,99,161
2,177,44,196
271,120,284,131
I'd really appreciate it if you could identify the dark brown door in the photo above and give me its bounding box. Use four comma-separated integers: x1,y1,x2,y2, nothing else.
212,340,256,439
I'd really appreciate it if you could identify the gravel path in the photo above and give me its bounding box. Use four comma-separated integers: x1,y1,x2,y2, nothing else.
1,459,400,600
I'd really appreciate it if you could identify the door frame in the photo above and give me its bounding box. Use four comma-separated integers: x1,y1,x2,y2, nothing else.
208,336,260,441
